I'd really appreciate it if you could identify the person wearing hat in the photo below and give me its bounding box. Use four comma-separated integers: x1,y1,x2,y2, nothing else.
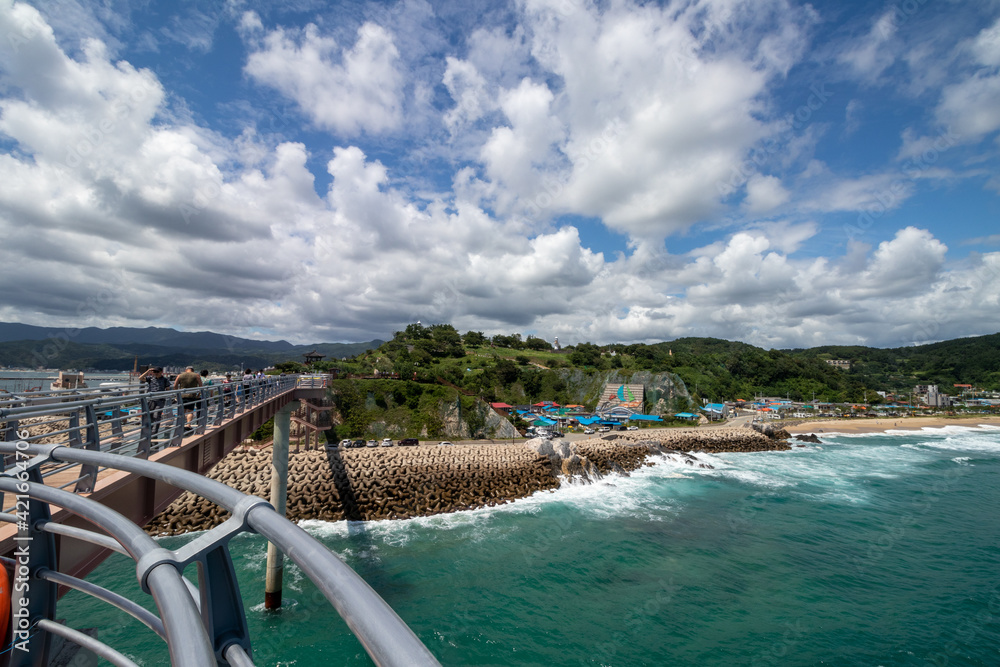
139,366,170,435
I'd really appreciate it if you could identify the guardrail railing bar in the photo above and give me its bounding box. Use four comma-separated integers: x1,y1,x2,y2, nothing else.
223,642,256,667
36,619,141,667
36,520,130,556
0,475,217,665
37,568,167,639
0,378,298,421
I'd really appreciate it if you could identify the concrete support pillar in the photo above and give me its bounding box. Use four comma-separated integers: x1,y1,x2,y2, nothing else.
265,401,298,610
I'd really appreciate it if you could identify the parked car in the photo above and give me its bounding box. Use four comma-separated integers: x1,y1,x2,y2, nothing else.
366,440,378,448
551,432,564,438
598,427,611,432
339,439,352,448
616,425,627,431
627,425,639,431
438,441,454,446
381,438,393,447
583,428,595,434
399,438,418,446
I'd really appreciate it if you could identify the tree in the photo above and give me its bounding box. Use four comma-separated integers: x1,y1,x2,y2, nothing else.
463,330,487,347
492,358,520,386
525,336,552,351
429,324,465,357
492,333,523,349
569,342,602,367
275,361,306,373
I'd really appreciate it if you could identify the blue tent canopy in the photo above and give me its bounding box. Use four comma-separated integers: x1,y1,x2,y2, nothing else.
674,412,698,419
628,414,663,421
576,416,603,425
703,403,726,413
532,417,557,426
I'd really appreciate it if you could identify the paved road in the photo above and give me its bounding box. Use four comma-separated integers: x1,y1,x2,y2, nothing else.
703,414,756,429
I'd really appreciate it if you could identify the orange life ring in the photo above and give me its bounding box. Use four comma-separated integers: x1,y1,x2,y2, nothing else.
0,564,9,649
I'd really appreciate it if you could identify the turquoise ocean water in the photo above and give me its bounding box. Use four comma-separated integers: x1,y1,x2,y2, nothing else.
61,425,1000,666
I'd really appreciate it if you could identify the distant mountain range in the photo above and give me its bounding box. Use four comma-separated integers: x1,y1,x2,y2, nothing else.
0,322,383,370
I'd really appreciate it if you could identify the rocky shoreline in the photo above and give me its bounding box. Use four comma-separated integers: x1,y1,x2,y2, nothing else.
146,427,790,535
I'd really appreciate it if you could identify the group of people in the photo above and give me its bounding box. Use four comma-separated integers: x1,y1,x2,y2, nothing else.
138,366,271,436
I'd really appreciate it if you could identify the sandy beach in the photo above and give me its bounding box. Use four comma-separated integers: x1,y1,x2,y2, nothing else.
784,415,1000,435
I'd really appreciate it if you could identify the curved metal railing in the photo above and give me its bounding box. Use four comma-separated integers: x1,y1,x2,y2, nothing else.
0,441,440,666
0,375,300,492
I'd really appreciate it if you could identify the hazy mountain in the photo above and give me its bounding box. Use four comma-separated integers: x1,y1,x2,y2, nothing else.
0,322,382,369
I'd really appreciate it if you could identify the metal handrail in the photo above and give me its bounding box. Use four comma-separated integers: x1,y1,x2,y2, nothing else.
0,437,439,667
0,375,314,497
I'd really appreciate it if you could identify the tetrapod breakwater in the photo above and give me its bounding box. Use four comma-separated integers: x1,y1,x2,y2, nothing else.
146,427,789,535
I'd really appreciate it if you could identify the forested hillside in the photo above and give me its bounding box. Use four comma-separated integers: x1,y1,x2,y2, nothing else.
307,324,1000,407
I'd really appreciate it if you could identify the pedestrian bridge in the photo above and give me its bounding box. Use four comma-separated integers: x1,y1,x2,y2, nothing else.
0,375,439,666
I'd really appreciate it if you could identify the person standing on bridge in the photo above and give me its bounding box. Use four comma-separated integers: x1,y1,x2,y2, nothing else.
140,366,170,435
174,365,203,431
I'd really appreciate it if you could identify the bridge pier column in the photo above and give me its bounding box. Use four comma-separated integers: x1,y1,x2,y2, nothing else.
265,400,299,610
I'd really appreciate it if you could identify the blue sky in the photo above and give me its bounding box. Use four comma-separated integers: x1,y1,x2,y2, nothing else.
1,0,999,348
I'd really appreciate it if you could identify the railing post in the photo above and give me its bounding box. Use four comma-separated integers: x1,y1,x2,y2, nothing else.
213,388,224,426
74,404,101,493
2,416,21,468
169,395,185,447
196,390,208,434
264,401,298,610
67,410,82,448
198,545,252,662
137,396,152,459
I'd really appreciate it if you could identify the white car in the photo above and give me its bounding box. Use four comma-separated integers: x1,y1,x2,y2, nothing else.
583,428,595,434
366,440,378,448
438,441,454,446
381,438,393,447
339,439,352,448
627,425,639,431
598,427,611,432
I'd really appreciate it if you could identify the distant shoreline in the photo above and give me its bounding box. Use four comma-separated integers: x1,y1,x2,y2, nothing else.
784,415,1000,435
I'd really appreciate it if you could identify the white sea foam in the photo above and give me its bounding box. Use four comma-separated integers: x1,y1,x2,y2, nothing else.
291,427,999,540
920,432,1000,454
